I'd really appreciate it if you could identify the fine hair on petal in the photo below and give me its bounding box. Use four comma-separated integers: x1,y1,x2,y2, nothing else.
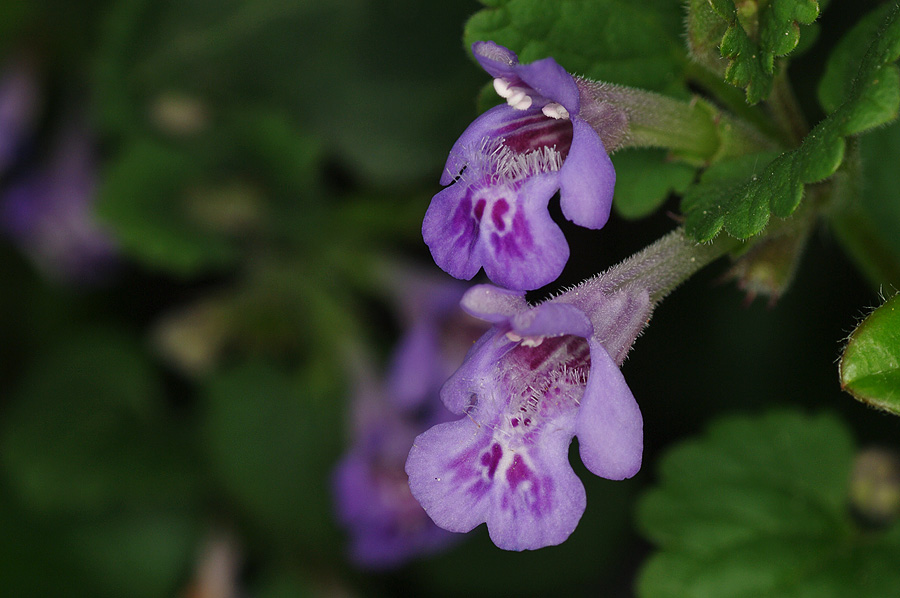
459,137,563,187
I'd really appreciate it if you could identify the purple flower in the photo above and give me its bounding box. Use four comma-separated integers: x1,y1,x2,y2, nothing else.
332,273,489,568
1,121,117,283
384,274,490,411
406,283,649,550
333,358,460,569
0,56,39,176
333,404,459,569
423,41,616,291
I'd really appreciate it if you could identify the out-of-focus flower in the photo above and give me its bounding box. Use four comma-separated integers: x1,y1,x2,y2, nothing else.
0,55,39,176
1,121,117,283
333,389,459,569
333,272,490,568
407,282,650,550
384,273,489,411
423,41,616,291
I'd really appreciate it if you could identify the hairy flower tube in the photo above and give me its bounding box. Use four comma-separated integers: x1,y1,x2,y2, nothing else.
423,41,616,291
406,281,651,550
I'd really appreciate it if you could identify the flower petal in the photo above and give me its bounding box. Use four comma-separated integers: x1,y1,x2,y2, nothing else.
422,182,483,281
477,173,569,290
406,415,587,551
575,339,643,480
510,302,592,339
513,57,580,114
461,284,528,323
386,322,443,410
471,42,580,114
439,328,514,413
559,118,615,229
472,41,520,78
484,423,586,550
406,418,495,534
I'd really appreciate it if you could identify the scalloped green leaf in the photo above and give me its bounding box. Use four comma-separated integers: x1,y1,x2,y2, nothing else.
683,3,900,242
464,0,689,94
710,0,820,104
637,410,900,598
840,294,900,415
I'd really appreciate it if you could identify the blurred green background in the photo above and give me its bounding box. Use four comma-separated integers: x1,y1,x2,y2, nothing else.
0,0,897,596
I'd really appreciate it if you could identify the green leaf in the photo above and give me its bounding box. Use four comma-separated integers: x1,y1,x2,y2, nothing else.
0,328,199,515
818,2,900,130
683,2,900,242
66,513,198,598
96,139,238,276
686,0,729,76
829,126,900,288
464,0,689,95
840,293,900,415
612,149,697,220
637,410,900,598
202,361,342,549
710,0,820,104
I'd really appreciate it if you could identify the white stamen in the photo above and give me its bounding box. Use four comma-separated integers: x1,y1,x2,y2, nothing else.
493,77,513,98
541,102,570,120
506,90,526,106
511,94,532,110
505,331,545,347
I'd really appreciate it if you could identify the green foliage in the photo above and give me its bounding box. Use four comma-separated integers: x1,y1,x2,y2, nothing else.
828,123,900,288
0,328,199,515
96,139,239,276
683,2,900,242
638,410,900,598
202,360,342,551
66,514,198,598
685,0,729,76
709,0,820,104
464,0,689,95
841,293,900,415
612,149,696,219
818,1,900,129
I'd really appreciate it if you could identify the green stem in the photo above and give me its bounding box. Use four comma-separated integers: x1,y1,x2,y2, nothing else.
766,66,809,147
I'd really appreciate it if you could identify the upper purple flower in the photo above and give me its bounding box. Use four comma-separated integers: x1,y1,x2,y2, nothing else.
423,41,616,291
405,284,644,550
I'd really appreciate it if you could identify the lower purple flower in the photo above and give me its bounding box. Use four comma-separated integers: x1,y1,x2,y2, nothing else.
333,409,458,568
406,286,644,550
